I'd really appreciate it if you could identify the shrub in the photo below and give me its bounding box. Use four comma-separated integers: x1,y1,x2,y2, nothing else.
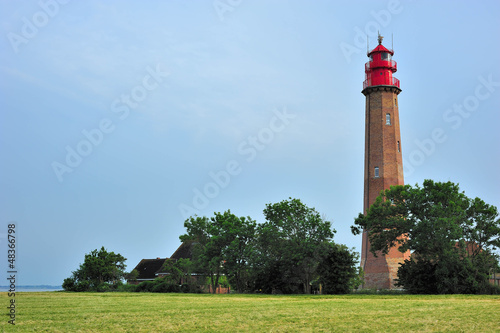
152,281,181,293
136,281,155,292
181,283,202,293
62,277,76,291
117,283,138,292
96,283,111,292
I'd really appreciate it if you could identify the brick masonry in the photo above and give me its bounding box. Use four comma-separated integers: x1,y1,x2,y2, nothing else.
361,85,410,289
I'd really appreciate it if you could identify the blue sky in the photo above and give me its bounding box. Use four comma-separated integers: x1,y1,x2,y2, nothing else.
1,0,499,285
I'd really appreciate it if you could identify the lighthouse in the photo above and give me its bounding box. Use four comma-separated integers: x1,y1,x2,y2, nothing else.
360,33,410,289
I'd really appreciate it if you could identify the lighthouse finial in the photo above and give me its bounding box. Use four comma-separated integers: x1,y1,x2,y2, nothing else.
378,32,384,45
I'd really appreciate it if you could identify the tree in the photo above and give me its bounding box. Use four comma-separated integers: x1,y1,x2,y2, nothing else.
180,210,257,293
352,180,500,294
125,269,139,283
212,211,257,292
180,215,220,293
317,243,361,294
255,198,336,294
63,247,127,292
159,258,200,292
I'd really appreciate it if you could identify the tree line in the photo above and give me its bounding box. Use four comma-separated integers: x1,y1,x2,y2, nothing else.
178,198,361,294
63,198,361,294
63,180,500,294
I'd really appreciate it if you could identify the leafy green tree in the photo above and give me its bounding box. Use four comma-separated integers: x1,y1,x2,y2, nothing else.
317,243,361,294
125,269,139,283
160,258,199,292
180,215,220,293
63,247,127,291
180,211,256,293
213,211,257,292
352,180,500,294
255,198,336,294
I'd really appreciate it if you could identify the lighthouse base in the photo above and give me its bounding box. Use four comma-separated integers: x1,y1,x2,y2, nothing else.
361,256,407,290
361,233,410,290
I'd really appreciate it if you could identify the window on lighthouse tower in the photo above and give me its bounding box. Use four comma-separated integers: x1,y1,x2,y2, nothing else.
386,113,391,125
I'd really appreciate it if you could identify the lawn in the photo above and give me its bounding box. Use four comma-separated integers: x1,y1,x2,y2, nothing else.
1,292,499,332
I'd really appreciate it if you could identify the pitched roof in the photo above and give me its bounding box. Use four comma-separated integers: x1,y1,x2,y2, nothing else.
132,258,168,280
129,242,198,281
170,240,196,260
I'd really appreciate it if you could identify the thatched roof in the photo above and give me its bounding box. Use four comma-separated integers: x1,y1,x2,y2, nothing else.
132,258,167,280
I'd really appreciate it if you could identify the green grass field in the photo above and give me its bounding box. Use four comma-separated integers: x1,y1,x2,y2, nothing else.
1,292,499,332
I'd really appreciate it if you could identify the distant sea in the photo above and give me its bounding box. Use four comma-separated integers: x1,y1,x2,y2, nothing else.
0,285,62,292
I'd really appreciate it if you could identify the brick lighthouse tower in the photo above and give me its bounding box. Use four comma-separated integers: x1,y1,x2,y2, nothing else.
360,33,410,289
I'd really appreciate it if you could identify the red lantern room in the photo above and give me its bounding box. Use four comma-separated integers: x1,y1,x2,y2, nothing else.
363,33,400,90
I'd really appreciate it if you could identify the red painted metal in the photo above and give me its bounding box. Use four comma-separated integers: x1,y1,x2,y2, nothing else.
363,43,400,90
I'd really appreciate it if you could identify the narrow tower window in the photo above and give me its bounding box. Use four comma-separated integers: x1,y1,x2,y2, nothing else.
374,167,380,178
386,113,391,125
397,141,400,152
